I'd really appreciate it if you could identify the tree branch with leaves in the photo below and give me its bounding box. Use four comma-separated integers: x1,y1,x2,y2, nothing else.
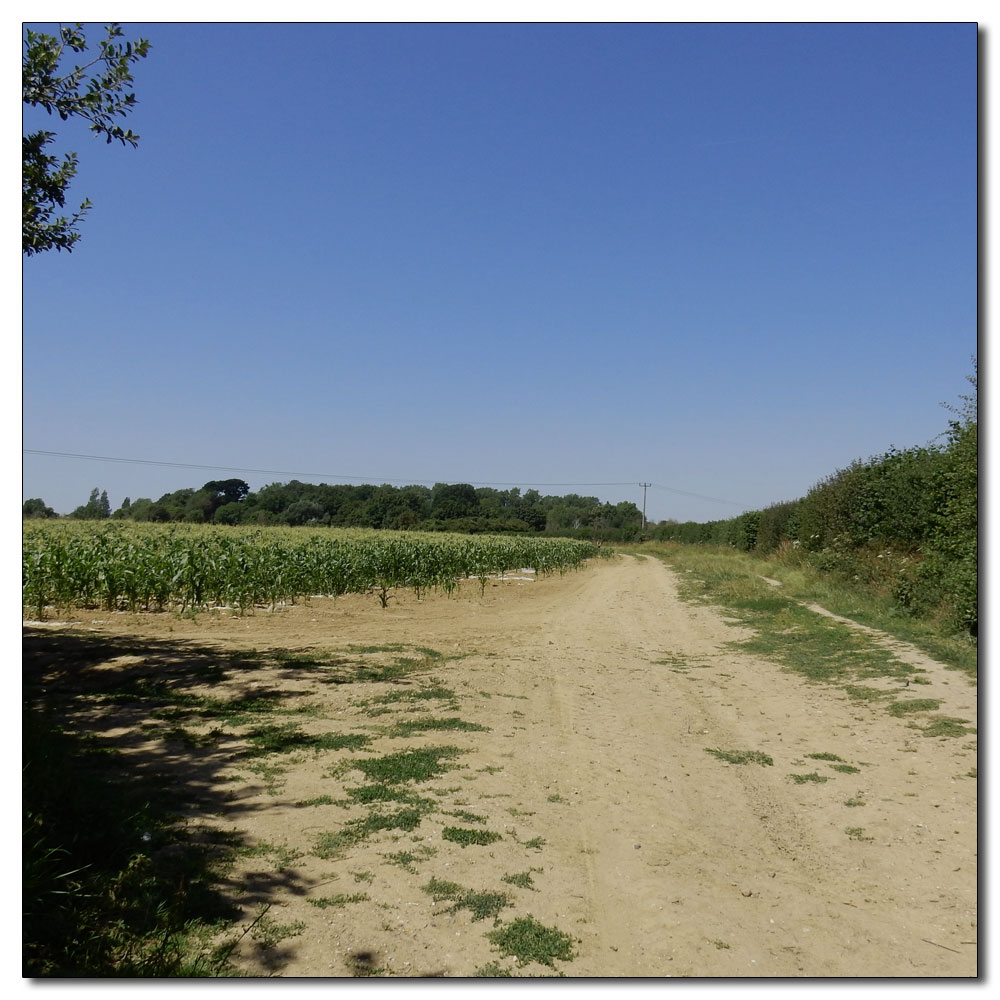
23,22,150,255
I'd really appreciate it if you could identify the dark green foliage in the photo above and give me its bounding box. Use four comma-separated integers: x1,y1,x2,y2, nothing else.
23,23,150,255
441,826,503,847
70,487,111,520
99,475,638,539
350,746,464,784
23,498,57,519
23,710,239,976
487,916,577,968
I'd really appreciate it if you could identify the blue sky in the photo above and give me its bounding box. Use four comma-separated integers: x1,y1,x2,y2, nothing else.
21,20,978,523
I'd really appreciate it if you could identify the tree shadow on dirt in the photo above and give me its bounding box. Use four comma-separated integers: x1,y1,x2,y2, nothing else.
22,626,394,977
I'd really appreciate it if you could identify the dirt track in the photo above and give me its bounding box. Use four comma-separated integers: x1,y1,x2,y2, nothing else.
41,554,978,977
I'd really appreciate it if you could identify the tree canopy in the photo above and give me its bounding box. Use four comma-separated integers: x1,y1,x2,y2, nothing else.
23,22,150,255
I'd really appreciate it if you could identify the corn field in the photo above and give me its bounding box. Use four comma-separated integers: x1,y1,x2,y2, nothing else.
22,522,610,617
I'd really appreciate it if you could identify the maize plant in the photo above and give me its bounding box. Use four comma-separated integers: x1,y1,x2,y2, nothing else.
22,522,610,616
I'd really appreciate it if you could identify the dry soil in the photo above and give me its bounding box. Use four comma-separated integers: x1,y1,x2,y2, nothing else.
30,554,978,978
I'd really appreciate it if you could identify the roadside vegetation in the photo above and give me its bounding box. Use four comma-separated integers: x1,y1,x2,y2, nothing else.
650,363,977,641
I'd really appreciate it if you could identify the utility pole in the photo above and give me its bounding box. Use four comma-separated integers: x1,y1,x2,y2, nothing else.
639,482,651,533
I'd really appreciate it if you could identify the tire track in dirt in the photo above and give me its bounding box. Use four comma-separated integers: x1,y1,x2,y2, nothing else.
471,555,977,976
56,553,976,976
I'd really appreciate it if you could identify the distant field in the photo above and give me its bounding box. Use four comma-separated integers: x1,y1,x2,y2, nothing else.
22,522,608,617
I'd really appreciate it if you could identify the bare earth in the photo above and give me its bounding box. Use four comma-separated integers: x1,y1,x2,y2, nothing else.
39,554,978,977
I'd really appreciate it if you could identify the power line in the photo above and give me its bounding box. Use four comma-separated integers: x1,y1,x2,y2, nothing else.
22,450,636,490
24,449,748,508
648,483,747,506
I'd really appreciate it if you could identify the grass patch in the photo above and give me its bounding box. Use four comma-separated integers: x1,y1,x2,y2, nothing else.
887,698,942,717
442,826,503,847
248,911,305,950
387,716,489,738
644,543,976,682
243,723,370,756
475,961,515,977
295,795,336,807
705,748,773,767
487,916,577,969
313,808,426,857
789,772,829,784
446,809,488,824
236,840,303,870
919,716,975,738
806,752,843,762
381,846,436,873
308,893,369,909
502,869,542,891
349,746,465,784
342,783,435,809
830,764,861,774
421,878,511,923
844,685,890,702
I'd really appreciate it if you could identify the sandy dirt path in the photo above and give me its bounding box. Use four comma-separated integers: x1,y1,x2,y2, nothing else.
33,554,977,977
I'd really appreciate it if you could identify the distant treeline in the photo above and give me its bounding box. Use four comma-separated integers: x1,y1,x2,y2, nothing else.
652,369,977,636
25,480,644,542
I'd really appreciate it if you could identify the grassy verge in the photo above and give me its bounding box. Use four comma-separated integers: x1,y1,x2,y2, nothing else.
632,542,976,679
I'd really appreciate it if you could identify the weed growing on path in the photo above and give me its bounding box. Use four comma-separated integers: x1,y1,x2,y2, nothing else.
705,748,774,766
487,915,577,969
442,826,503,847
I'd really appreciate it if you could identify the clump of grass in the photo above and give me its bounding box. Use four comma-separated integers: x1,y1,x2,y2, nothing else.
308,893,369,909
845,827,874,841
236,840,303,870
502,869,542,891
421,878,511,923
475,961,515,977
919,716,974,738
806,752,843,762
313,808,425,857
886,699,942,717
487,916,577,968
446,809,487,824
705,748,773,767
830,764,861,774
844,685,890,702
295,795,336,807
844,797,866,807
342,784,435,809
359,685,458,712
382,846,436,873
789,772,828,784
249,912,306,950
387,716,489,738
350,747,464,784
442,826,503,848
243,723,371,756
712,939,731,950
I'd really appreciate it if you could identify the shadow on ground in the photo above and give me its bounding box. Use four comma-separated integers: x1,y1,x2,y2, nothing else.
23,625,377,977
